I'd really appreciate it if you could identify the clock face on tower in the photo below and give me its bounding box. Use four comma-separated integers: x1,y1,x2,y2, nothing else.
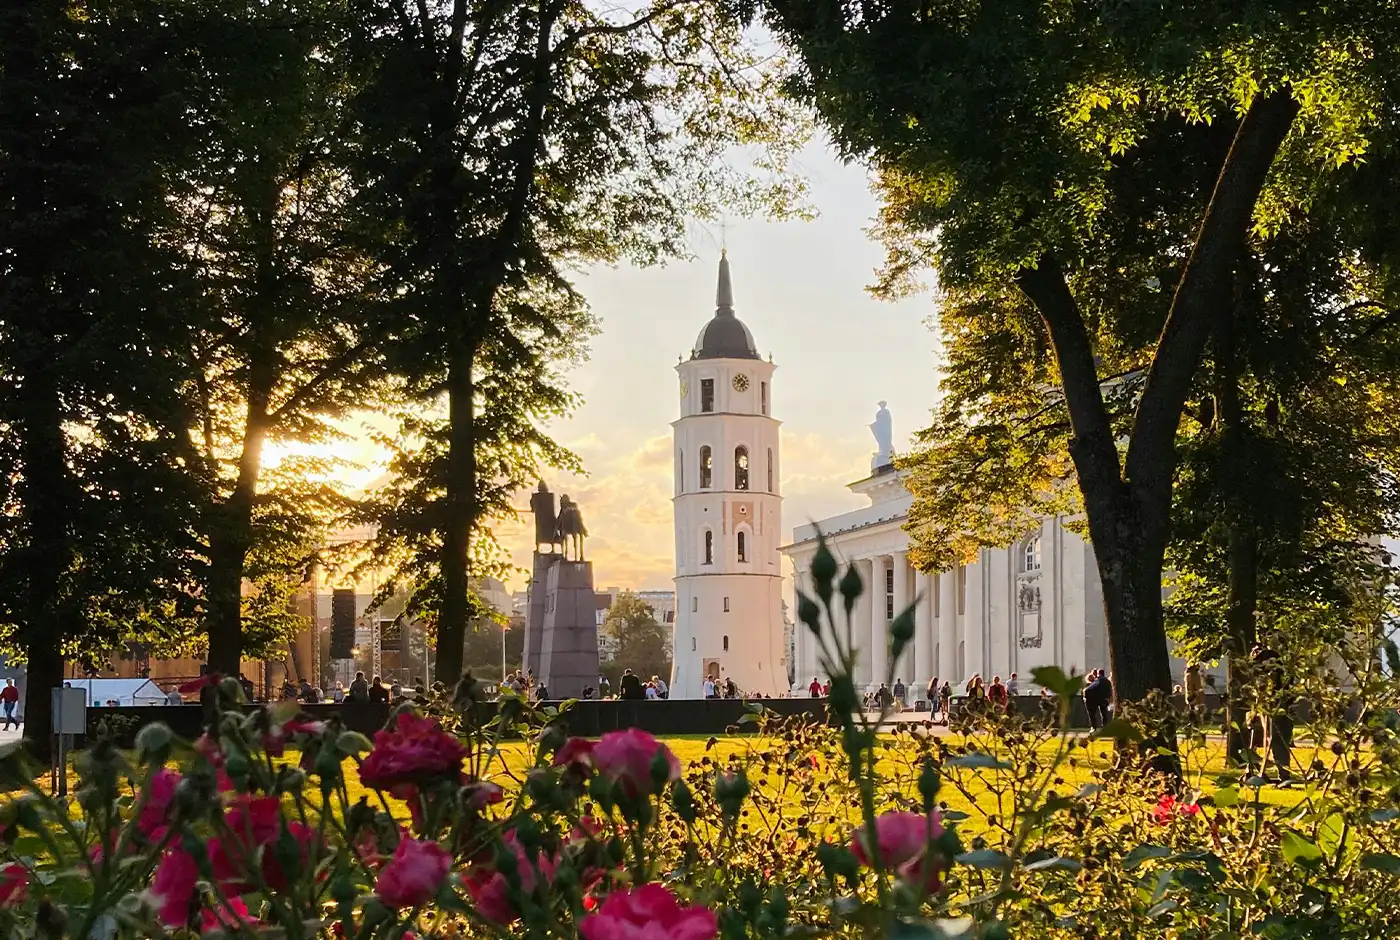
732,373,750,392
679,381,688,398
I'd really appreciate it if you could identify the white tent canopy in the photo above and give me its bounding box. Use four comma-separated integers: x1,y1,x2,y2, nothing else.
67,678,171,707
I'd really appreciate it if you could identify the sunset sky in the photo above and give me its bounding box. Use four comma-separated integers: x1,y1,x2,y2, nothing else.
309,138,947,593
488,141,942,591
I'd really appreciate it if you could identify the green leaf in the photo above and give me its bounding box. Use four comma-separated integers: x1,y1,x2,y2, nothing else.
1092,718,1144,742
1361,853,1400,875
933,918,975,939
955,849,1011,870
947,753,1011,770
1023,856,1082,873
1280,831,1324,865
1030,666,1083,700
1122,844,1171,871
890,920,942,940
1212,786,1239,808
1146,899,1178,918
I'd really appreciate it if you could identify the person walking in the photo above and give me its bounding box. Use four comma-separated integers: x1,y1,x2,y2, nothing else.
349,671,369,703
940,680,953,723
1251,643,1295,782
892,678,907,710
0,679,19,730
808,676,823,698
1007,672,1019,697
926,676,939,716
620,668,644,701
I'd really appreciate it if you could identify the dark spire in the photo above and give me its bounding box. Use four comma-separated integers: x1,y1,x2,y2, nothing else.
715,249,734,315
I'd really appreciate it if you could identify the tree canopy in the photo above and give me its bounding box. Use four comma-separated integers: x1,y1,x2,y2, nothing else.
765,0,1400,702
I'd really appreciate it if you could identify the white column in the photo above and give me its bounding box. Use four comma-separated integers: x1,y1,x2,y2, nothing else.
917,569,936,694
791,567,807,692
939,567,957,683
852,558,874,688
870,555,889,689
890,551,911,686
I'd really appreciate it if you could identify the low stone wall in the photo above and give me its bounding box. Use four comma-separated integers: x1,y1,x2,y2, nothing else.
83,697,835,748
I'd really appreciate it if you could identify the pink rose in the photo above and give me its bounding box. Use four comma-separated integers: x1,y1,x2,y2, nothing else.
1152,794,1200,824
201,897,261,932
375,836,452,908
592,730,681,797
580,884,716,940
138,769,181,841
211,795,316,892
555,737,595,774
850,810,945,893
148,848,198,927
179,673,220,694
359,713,469,789
0,863,27,907
463,832,557,924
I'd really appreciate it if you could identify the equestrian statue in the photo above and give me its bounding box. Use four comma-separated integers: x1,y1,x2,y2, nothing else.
555,495,588,561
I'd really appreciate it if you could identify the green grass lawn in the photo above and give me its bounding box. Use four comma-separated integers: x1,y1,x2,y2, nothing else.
46,728,1320,842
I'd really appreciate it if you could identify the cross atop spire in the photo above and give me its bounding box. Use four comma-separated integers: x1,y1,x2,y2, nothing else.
716,249,734,314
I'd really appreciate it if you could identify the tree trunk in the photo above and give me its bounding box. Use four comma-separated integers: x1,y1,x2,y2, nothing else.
205,379,271,677
436,339,476,685
17,373,73,765
1216,293,1257,763
1016,91,1298,706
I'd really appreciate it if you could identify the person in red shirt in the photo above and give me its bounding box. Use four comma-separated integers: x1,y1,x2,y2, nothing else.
808,676,822,698
988,676,1009,711
0,679,20,730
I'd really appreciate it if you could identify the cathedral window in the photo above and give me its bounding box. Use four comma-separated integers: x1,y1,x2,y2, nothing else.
677,449,683,492
692,638,696,651
703,530,713,565
700,378,715,412
723,634,729,650
767,448,773,492
1022,536,1042,572
885,564,895,620
737,530,747,562
723,598,730,612
699,446,712,488
761,381,768,415
692,597,698,612
734,446,749,490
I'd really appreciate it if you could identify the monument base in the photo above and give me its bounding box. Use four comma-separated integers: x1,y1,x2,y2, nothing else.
523,553,599,699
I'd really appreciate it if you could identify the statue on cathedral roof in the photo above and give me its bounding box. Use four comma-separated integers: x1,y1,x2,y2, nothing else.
870,401,893,470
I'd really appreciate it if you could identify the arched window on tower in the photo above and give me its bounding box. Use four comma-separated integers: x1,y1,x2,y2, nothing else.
737,530,747,562
699,446,712,489
723,635,729,651
1022,536,1042,572
767,448,773,492
677,449,683,492
703,530,714,565
761,381,768,415
734,446,749,490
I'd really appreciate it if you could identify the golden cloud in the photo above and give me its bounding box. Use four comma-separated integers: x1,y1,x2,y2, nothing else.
489,429,873,591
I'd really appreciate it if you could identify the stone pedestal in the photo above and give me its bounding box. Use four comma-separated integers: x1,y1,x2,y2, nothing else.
523,553,599,699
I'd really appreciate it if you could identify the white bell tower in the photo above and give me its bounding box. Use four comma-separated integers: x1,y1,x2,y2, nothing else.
671,252,784,699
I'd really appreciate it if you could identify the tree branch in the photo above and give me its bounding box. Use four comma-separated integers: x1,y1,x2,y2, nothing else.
1124,89,1299,497
1016,256,1122,495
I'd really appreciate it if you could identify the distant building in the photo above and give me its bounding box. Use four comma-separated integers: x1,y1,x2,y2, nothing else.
593,588,675,660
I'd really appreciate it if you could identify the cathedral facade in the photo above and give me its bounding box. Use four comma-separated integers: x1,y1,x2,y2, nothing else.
669,253,787,699
781,435,1211,696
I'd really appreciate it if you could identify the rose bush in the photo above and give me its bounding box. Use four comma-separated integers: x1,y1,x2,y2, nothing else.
0,535,1395,938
